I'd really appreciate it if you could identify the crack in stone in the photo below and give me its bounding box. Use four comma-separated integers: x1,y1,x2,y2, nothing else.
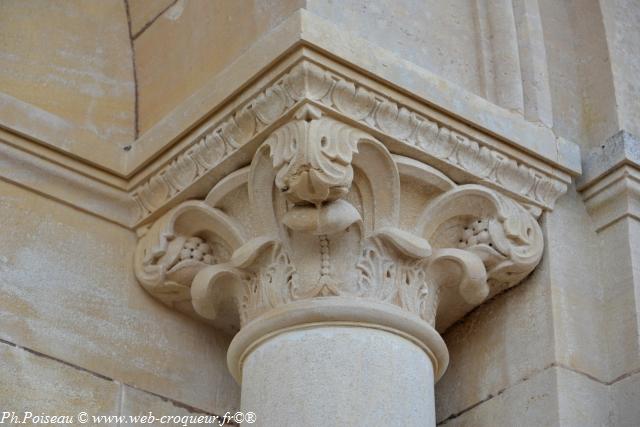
123,0,140,140
132,0,179,40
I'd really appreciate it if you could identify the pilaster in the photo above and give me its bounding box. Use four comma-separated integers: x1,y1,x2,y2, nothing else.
579,130,640,382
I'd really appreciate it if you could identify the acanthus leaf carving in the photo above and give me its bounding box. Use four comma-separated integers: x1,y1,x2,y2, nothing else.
134,108,545,337
267,106,365,206
355,228,433,320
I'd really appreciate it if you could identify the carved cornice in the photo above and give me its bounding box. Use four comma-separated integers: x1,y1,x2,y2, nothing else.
0,134,135,227
578,130,640,188
581,165,640,231
131,60,568,226
579,131,640,231
0,53,572,229
134,110,544,357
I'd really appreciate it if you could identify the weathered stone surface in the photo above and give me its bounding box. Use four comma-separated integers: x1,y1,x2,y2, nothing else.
545,187,608,380
0,179,239,413
440,366,638,427
0,342,119,423
539,0,619,147
134,0,303,133
598,219,640,380
242,327,435,426
0,0,135,149
306,0,483,96
556,368,612,427
610,372,640,426
600,0,640,139
438,366,560,427
436,259,555,422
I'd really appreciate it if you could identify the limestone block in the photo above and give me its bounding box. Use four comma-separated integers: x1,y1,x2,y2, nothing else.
550,284,608,378
596,219,640,380
440,367,616,427
556,368,612,427
539,0,618,147
0,0,135,149
0,180,239,413
545,187,610,381
610,372,640,427
600,0,640,138
597,220,635,286
134,0,303,133
438,366,560,427
0,342,119,423
601,285,640,381
305,0,482,96
435,261,555,422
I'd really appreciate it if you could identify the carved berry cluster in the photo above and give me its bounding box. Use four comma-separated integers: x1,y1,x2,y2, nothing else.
459,219,492,248
179,237,215,264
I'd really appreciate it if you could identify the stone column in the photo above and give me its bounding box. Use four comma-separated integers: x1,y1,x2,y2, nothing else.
134,104,544,426
230,300,445,426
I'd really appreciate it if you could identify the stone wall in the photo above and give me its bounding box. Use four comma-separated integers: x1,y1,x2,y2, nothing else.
132,0,303,134
0,0,136,148
0,178,239,416
1,1,639,425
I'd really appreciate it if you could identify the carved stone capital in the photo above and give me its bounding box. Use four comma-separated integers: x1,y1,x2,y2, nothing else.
134,108,544,380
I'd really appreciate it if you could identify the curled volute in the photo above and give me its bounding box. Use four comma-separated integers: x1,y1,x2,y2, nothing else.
416,185,544,330
133,109,544,335
133,201,246,331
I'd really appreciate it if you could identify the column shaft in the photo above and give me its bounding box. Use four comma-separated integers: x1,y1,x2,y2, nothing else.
240,326,436,427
